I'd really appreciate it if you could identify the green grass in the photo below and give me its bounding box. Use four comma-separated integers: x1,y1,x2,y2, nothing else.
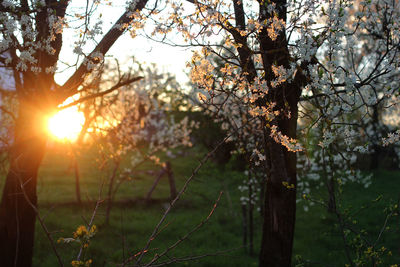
2,144,400,266
294,170,400,266
33,144,260,266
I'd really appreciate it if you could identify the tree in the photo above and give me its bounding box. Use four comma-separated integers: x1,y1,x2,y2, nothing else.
0,1,148,266
160,0,312,264
295,0,400,216
146,0,400,265
83,60,194,224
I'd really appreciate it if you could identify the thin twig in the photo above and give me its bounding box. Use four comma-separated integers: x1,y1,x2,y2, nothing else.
133,134,232,265
143,247,242,267
144,191,223,266
76,183,104,261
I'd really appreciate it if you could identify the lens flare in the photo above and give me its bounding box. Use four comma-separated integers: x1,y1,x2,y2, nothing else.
47,98,85,142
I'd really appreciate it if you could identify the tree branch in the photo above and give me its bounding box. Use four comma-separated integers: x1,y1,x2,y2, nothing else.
57,0,149,102
58,76,143,110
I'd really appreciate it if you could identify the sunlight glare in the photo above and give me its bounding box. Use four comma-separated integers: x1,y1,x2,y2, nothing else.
47,97,85,142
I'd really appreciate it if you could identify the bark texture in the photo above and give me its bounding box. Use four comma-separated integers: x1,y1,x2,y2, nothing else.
0,103,47,267
259,113,299,267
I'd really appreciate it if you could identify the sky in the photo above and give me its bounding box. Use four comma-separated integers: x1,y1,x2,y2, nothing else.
55,0,193,87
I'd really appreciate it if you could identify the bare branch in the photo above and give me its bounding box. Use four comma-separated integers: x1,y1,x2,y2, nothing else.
76,182,104,262
146,247,241,267
59,76,143,110
0,106,16,121
57,0,149,102
144,192,223,266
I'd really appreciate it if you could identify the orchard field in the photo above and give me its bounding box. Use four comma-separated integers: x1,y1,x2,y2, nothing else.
1,0,400,266
2,144,396,266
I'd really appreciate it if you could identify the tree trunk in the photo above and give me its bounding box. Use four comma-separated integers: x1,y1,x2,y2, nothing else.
0,104,47,267
327,176,337,213
370,104,380,169
165,161,177,200
72,114,93,205
105,160,120,224
145,168,166,202
257,70,302,266
257,22,301,265
72,148,82,204
259,136,297,267
242,204,248,248
248,172,254,256
229,0,307,263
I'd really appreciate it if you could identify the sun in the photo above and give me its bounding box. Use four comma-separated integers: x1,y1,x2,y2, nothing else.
47,98,85,142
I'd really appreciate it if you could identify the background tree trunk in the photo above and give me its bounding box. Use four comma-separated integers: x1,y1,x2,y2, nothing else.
72,148,82,205
105,160,120,225
165,161,177,200
0,103,47,267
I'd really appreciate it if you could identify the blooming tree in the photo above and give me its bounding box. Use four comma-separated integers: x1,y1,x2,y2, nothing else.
82,60,195,223
296,0,400,212
0,1,150,265
140,0,400,265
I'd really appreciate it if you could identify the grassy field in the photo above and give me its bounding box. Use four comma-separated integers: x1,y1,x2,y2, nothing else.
1,144,400,266
33,144,261,267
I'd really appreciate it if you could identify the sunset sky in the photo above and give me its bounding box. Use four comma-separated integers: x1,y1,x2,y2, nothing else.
55,0,192,86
